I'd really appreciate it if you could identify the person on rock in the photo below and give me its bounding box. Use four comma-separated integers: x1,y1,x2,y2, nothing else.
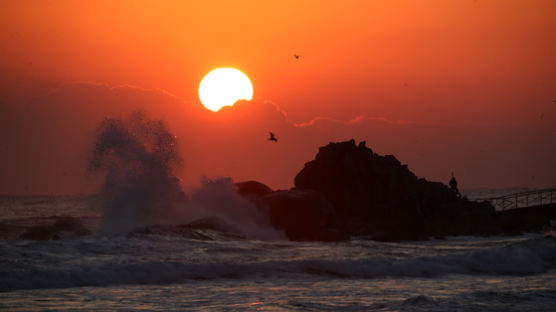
449,172,460,197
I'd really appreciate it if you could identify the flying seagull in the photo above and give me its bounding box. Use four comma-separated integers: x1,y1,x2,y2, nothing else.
294,54,300,59
268,132,278,142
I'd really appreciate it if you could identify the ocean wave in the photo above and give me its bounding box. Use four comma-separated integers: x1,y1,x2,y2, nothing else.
1,236,555,291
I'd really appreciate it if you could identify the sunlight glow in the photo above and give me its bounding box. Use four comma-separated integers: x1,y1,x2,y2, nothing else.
198,68,253,111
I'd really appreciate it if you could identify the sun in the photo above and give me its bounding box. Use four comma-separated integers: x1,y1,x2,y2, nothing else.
198,68,253,111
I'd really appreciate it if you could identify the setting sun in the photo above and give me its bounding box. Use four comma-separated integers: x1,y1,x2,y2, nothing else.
2,2,556,310
198,68,253,111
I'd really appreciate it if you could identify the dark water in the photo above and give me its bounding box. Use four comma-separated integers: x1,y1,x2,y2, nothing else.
1,196,556,311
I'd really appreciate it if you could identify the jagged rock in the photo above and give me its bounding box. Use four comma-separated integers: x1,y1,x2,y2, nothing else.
294,139,496,241
234,181,346,241
261,189,346,241
234,140,499,241
20,217,91,240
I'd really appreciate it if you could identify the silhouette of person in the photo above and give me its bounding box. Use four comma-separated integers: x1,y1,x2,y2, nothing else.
449,172,460,197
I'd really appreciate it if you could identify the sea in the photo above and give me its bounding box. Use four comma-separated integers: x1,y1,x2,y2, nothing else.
1,189,555,312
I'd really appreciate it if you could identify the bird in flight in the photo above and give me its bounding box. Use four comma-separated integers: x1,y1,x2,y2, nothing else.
268,132,278,142
294,54,300,59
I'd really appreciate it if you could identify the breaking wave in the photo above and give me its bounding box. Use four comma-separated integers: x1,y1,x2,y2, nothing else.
1,236,554,291
88,111,280,239
89,111,184,233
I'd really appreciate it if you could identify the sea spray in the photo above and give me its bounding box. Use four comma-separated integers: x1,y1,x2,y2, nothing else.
89,111,185,233
89,111,282,239
185,177,284,240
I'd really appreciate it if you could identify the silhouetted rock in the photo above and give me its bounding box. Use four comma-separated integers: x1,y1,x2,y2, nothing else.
234,140,501,241
497,203,556,235
20,217,91,240
293,139,497,241
234,181,346,241
235,181,273,199
261,189,346,241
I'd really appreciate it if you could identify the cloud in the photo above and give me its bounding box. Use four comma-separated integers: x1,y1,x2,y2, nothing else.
38,82,408,130
1,81,555,195
38,81,186,103
293,115,414,128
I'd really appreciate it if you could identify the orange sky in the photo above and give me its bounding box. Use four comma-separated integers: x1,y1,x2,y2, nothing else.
1,1,555,195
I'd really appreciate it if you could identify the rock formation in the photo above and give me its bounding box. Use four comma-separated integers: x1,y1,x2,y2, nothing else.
236,181,344,241
262,189,346,241
20,217,91,240
236,139,499,241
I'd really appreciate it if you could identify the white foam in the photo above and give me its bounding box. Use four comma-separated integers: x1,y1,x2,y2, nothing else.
1,236,554,291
